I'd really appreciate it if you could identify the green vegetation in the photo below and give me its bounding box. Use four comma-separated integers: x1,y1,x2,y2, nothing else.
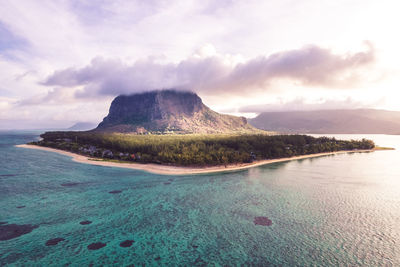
31,131,375,166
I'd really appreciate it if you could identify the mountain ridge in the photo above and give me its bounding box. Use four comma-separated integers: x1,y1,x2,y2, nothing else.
68,122,97,131
249,109,400,134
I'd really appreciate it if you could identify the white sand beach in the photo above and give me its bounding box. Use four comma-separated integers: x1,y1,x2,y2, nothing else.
16,144,375,175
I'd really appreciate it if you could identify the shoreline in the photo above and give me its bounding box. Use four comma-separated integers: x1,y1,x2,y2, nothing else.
16,144,376,175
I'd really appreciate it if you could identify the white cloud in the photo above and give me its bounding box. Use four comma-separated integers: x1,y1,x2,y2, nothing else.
41,43,376,99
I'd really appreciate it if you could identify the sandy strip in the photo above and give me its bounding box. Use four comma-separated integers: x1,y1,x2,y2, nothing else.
16,144,375,175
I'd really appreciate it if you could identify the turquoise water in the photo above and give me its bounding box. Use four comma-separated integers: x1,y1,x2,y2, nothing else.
1,132,400,266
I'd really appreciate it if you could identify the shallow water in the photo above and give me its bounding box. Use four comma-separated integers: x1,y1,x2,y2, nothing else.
1,131,400,266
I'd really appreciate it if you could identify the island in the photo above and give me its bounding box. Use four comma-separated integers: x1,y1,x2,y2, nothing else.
18,90,378,175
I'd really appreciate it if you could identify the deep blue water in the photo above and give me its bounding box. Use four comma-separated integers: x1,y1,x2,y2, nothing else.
1,131,400,266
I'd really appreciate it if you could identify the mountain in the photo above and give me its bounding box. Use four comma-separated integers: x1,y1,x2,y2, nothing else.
249,109,400,134
67,122,97,131
95,90,257,134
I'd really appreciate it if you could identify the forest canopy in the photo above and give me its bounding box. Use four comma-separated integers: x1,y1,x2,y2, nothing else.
33,132,375,166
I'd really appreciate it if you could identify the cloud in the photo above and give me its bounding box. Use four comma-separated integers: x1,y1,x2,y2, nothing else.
0,21,29,52
42,42,375,99
228,41,375,90
239,96,386,113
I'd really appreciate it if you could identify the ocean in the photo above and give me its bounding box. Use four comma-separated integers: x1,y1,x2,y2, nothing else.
1,131,400,266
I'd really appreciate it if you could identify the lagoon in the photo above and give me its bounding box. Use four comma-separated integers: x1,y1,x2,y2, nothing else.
1,132,400,266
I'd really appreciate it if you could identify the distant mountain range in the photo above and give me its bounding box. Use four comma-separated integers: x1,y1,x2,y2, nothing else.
95,90,258,134
68,122,97,131
249,109,400,134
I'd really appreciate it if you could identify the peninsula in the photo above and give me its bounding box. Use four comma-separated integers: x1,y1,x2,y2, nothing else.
21,90,376,174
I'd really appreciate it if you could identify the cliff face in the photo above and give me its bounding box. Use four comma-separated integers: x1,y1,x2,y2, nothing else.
96,90,256,134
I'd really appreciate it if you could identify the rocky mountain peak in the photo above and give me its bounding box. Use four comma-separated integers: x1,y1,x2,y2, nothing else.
96,89,256,134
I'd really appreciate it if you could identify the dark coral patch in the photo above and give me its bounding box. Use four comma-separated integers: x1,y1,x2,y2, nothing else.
16,206,25,209
0,224,38,241
155,256,161,261
0,222,7,225
87,242,107,250
163,182,171,185
109,190,122,194
120,240,134,247
45,237,65,246
254,216,272,226
80,220,92,225
61,182,80,187
0,174,17,177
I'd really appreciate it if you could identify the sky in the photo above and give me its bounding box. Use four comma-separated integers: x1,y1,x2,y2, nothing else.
0,0,399,129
